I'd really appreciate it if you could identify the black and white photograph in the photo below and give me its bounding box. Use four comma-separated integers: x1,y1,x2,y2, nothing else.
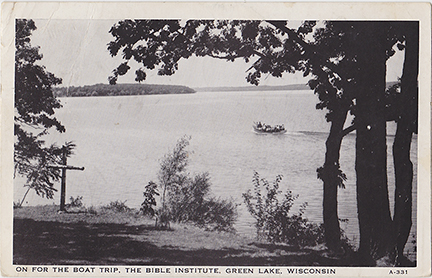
1,2,431,277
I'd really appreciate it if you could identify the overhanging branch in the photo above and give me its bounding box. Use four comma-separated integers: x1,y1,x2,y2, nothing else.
266,20,343,80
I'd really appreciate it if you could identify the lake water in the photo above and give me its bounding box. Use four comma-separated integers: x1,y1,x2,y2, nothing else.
14,90,417,257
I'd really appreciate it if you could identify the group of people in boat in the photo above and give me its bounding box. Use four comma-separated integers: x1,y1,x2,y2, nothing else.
255,122,286,133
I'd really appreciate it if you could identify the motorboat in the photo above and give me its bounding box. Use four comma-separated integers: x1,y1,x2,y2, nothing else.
253,122,287,134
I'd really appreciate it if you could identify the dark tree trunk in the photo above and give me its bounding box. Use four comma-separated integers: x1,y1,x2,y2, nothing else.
393,22,419,265
321,109,349,251
354,23,393,264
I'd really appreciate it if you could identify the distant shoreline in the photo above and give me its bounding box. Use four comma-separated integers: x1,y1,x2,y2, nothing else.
194,84,310,92
194,81,399,92
54,83,311,98
54,81,399,97
53,83,196,98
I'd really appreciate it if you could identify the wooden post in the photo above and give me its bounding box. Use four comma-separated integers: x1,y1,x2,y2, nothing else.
60,147,67,211
48,146,84,212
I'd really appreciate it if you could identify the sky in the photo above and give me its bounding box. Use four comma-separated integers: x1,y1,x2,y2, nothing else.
31,19,405,88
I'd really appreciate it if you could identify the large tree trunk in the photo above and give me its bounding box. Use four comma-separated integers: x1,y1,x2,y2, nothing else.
392,21,419,266
354,23,393,264
320,109,349,251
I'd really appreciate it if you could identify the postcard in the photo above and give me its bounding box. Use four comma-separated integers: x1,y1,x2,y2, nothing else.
1,2,431,277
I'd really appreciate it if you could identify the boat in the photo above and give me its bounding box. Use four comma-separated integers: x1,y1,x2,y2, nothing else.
253,122,287,134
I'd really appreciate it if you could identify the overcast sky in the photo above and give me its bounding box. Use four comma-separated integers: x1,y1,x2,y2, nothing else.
31,19,404,88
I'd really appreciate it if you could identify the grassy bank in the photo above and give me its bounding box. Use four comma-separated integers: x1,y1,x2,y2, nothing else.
14,205,355,266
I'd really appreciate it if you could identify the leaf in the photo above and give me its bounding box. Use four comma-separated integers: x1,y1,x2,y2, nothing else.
135,68,147,82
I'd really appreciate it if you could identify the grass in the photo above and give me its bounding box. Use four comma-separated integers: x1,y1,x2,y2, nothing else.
14,205,357,266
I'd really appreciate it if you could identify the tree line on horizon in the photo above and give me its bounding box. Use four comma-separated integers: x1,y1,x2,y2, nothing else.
53,83,196,97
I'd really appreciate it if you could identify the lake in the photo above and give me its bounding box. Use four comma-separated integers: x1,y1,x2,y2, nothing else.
14,90,417,257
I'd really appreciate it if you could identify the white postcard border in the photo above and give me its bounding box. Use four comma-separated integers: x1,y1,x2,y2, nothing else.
1,2,431,277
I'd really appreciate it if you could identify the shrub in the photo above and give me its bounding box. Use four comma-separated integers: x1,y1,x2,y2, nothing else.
243,171,324,247
166,172,237,231
167,172,211,222
103,200,131,213
13,201,23,209
86,205,98,215
148,136,237,231
194,197,238,232
67,196,84,208
158,136,191,212
141,181,159,217
155,208,171,229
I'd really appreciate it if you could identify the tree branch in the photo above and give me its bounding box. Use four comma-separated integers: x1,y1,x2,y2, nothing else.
267,21,311,53
266,20,343,80
339,124,356,138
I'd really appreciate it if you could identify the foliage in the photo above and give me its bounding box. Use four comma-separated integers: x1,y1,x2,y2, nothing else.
141,181,159,217
102,200,131,213
317,165,347,189
166,172,211,222
13,201,23,209
53,83,196,97
155,207,171,229
67,196,84,208
14,19,67,199
85,206,98,215
158,136,191,211
166,172,238,232
243,172,324,246
66,196,98,214
195,197,238,232
107,20,309,85
15,140,75,199
153,136,237,231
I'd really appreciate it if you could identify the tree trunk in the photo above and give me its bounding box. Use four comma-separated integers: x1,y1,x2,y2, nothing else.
393,21,419,265
354,23,393,264
321,109,349,251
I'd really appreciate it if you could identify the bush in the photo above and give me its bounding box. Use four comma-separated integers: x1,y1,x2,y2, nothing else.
86,206,98,215
167,172,211,222
167,173,238,231
194,197,238,232
67,196,84,208
102,200,131,213
13,201,23,209
148,136,237,231
243,172,324,247
155,208,171,229
141,181,159,217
